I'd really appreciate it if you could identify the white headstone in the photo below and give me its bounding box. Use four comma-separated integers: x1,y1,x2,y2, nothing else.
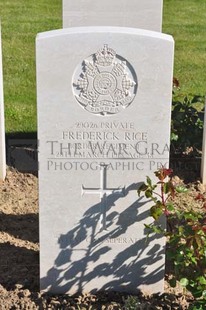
201,98,206,184
0,22,6,181
63,0,163,32
37,27,174,295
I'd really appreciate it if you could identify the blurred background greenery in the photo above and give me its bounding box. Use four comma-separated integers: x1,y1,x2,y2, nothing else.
0,0,205,133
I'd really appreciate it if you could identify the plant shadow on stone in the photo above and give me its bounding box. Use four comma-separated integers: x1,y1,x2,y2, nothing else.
41,183,165,294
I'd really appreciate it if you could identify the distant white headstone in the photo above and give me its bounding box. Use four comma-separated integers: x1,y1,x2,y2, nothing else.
37,27,174,295
201,97,206,184
63,0,163,32
0,22,6,181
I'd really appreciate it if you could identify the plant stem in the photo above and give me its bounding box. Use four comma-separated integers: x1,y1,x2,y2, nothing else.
161,182,166,206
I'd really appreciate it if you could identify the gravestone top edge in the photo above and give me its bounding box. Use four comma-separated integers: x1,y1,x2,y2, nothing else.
36,26,174,43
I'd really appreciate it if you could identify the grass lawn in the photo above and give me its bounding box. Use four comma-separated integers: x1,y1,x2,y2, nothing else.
0,0,205,133
163,0,206,99
0,0,62,133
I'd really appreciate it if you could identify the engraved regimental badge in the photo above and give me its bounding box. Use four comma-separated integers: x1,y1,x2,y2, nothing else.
72,45,137,115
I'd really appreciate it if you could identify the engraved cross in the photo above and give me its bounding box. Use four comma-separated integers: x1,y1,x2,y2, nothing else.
82,164,125,231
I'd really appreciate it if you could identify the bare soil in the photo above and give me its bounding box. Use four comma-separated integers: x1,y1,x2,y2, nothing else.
0,167,203,309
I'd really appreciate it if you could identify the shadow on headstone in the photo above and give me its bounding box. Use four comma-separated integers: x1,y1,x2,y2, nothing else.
41,183,165,294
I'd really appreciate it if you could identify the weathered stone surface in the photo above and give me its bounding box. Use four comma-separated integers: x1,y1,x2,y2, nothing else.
37,27,174,295
63,0,163,32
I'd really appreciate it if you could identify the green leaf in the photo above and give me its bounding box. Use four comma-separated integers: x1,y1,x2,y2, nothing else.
192,305,204,310
191,256,197,265
171,132,178,141
175,185,188,193
146,176,152,187
152,225,164,234
180,278,189,287
195,235,203,248
145,190,153,198
166,203,175,212
184,212,197,221
144,224,151,229
137,183,148,196
193,289,204,298
169,278,177,288
202,290,206,299
198,276,206,285
150,206,163,220
163,182,170,194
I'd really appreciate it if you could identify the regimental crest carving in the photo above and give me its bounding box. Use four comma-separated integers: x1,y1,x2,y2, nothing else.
72,45,138,116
